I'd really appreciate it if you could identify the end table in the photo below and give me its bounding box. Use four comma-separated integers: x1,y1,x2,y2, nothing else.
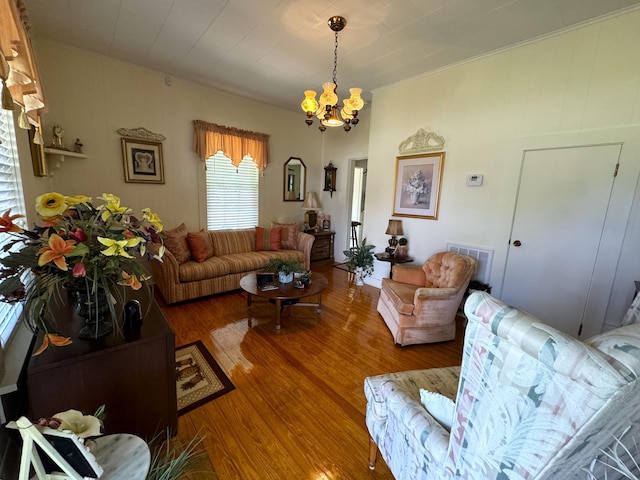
374,252,414,279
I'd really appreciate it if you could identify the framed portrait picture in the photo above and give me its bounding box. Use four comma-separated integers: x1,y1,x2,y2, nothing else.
392,152,445,219
121,138,164,184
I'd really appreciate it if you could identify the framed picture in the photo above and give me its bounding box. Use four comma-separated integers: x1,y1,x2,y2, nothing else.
121,138,164,184
392,152,445,220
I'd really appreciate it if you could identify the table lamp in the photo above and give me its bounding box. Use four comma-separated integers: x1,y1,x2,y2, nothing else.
301,192,322,229
385,219,403,253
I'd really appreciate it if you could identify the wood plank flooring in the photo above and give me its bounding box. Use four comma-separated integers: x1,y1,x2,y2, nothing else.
158,263,465,480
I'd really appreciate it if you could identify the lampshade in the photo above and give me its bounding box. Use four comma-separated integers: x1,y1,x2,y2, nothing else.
301,192,322,211
385,219,403,236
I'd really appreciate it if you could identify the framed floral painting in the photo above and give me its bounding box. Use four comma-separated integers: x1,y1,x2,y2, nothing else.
121,138,164,184
392,152,445,219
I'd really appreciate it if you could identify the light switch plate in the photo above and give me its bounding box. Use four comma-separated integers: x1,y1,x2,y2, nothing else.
466,174,483,186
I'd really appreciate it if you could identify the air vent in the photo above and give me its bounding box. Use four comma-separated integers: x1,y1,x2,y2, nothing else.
446,243,494,285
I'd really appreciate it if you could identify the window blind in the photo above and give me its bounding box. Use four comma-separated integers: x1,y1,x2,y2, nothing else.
206,151,259,230
0,109,27,347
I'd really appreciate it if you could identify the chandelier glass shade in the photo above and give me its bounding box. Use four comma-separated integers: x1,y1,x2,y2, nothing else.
301,16,364,132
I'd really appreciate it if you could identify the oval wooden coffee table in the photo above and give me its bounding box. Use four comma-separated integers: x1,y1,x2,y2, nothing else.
240,272,328,329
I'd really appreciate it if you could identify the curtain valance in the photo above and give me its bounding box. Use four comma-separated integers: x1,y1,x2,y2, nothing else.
0,0,46,126
193,120,270,171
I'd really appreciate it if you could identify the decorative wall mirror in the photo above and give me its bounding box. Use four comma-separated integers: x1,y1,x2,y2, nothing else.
283,157,306,202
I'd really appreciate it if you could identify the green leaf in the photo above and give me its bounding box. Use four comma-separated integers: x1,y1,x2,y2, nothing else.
67,243,90,257
0,276,23,295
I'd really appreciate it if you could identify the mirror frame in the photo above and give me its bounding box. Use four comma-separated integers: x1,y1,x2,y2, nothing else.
283,157,306,202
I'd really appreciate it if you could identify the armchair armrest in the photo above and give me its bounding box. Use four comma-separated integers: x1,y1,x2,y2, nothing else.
296,231,315,271
386,388,451,465
414,287,458,302
392,265,426,286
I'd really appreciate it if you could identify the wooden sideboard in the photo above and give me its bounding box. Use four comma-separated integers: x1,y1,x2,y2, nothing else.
308,230,335,264
27,289,177,440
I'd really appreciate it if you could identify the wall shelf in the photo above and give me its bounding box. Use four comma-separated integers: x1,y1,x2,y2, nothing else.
43,148,88,175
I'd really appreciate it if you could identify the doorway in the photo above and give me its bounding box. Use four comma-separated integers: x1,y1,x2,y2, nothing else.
348,159,367,251
501,144,622,337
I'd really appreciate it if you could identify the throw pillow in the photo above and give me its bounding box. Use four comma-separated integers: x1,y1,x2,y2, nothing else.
419,389,455,431
255,226,282,251
187,229,216,263
163,223,191,264
271,222,298,250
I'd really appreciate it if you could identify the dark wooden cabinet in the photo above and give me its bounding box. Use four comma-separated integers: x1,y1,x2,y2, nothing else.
27,290,177,440
309,231,335,264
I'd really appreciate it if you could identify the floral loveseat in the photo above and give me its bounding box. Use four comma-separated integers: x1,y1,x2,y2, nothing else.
150,224,314,303
365,290,640,479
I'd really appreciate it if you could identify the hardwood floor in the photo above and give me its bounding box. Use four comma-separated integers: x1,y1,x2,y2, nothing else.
159,263,465,479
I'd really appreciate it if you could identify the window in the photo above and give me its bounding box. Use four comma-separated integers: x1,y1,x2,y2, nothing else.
0,109,27,347
205,151,259,230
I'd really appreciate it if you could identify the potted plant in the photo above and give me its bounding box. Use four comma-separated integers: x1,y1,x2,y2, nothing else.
395,237,408,261
342,239,375,286
265,257,307,284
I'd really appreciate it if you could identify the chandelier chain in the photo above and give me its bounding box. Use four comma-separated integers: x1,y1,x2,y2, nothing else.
332,30,339,86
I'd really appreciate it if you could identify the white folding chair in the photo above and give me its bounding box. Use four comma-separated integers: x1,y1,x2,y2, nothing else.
15,416,150,480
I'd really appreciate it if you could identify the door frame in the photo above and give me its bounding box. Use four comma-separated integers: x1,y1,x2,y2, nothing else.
493,127,640,338
346,156,367,252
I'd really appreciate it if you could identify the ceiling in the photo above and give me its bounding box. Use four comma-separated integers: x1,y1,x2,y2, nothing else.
23,0,640,113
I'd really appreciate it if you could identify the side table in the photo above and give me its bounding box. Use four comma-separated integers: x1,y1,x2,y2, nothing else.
374,252,414,279
308,230,335,264
27,290,177,440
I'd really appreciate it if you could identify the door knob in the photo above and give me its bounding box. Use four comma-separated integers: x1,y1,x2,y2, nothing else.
513,240,522,247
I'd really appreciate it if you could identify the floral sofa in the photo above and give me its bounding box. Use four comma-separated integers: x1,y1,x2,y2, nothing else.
365,290,640,479
150,224,314,304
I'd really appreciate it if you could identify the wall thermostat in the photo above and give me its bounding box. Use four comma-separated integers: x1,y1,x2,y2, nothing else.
466,174,483,186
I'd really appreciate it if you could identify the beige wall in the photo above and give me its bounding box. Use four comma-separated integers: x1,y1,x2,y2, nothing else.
365,10,640,331
26,39,329,233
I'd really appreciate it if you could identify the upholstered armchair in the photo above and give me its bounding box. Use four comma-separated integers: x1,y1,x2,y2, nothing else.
376,252,476,346
365,291,640,480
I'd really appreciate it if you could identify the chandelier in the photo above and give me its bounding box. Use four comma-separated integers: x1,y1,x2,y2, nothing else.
301,16,365,132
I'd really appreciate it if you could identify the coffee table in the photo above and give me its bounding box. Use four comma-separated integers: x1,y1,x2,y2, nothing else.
240,272,328,329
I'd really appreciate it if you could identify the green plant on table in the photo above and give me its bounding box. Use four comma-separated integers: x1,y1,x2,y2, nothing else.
342,239,376,278
265,257,307,275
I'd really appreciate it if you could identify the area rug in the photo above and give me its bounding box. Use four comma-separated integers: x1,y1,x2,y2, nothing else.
175,340,235,416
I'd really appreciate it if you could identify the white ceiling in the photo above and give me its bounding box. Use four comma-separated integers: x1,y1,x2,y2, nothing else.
23,0,640,113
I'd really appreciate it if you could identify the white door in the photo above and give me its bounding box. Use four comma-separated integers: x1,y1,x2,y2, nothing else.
501,144,621,336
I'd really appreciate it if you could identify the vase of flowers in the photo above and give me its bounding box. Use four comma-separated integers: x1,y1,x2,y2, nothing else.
403,170,431,205
75,284,113,339
0,192,164,354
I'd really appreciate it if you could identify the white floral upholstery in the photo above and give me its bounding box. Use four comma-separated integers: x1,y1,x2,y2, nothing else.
365,291,640,480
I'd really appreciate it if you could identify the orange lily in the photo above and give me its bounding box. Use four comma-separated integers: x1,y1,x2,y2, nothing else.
117,271,149,290
37,233,77,271
0,209,24,233
32,333,73,356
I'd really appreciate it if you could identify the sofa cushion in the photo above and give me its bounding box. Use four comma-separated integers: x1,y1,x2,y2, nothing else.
380,278,416,315
271,222,298,250
255,226,281,251
178,257,231,283
364,366,460,422
222,250,304,274
164,223,191,264
210,228,255,256
187,229,216,262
